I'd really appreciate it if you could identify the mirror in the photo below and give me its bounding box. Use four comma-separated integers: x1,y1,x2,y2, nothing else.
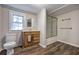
27,18,32,27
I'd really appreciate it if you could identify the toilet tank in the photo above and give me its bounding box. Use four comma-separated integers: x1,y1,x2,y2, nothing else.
5,33,17,43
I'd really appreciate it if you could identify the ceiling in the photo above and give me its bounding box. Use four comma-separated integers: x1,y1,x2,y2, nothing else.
3,4,79,16
51,4,79,16
5,4,64,14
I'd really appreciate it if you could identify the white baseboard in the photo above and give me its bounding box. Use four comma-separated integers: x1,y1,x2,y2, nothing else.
47,40,57,45
46,37,57,45
39,43,47,48
58,40,79,48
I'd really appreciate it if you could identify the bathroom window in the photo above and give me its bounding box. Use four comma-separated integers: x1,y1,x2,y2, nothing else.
10,15,23,30
9,10,25,31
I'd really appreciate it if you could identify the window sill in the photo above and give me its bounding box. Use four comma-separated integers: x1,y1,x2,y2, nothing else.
9,30,22,32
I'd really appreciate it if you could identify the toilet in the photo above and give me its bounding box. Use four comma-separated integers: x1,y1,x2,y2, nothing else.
3,33,17,55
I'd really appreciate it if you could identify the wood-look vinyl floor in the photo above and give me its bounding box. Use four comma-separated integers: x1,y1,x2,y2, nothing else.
14,41,79,55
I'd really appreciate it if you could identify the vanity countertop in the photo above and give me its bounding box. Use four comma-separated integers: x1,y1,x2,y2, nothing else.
22,28,39,32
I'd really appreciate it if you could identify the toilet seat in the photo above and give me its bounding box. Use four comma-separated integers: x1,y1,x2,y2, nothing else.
4,42,16,49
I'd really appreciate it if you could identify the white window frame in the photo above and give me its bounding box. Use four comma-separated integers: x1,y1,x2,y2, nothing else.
9,10,26,31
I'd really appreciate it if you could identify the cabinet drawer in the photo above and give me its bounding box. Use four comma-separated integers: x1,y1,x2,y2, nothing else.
33,40,40,43
31,31,40,34
33,37,40,40
24,33,31,35
33,34,40,37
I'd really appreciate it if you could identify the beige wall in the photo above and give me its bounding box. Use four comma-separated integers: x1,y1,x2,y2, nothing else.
0,6,37,48
57,10,79,47
2,7,9,38
0,5,2,48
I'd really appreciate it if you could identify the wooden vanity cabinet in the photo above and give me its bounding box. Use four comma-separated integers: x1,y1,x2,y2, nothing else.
23,31,40,48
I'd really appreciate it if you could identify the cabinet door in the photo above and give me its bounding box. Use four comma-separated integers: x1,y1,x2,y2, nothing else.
23,32,29,47
31,31,40,44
